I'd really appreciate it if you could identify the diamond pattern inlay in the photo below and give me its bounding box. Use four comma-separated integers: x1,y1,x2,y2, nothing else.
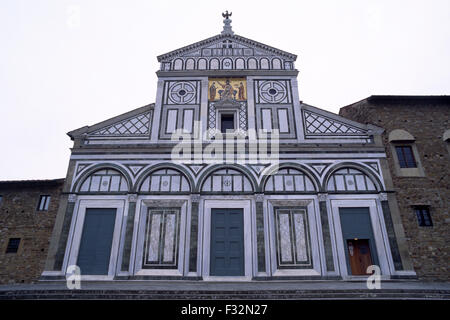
304,111,365,135
92,112,151,136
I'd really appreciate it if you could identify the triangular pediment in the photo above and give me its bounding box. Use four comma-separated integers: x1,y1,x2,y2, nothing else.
157,34,297,63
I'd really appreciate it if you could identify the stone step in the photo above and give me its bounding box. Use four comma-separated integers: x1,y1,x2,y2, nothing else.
1,289,449,300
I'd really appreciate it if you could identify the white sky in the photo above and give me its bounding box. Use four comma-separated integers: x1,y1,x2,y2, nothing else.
1,0,449,180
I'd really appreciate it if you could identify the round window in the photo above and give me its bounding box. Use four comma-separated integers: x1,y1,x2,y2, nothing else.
178,89,187,96
268,88,277,95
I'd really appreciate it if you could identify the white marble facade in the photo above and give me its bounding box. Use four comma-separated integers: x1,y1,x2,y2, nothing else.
43,18,415,282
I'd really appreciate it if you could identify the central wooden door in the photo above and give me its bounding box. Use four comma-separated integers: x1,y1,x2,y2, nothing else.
210,208,245,276
346,239,373,275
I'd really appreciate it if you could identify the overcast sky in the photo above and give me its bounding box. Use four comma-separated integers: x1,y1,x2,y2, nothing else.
1,0,449,180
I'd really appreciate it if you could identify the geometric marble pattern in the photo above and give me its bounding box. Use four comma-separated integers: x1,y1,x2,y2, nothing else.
143,208,180,268
256,80,290,104
303,110,365,135
201,168,253,193
79,169,129,192
275,208,311,268
167,81,197,104
327,168,377,192
91,112,151,136
264,168,316,192
140,169,190,193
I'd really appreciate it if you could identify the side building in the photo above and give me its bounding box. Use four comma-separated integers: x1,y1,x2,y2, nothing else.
340,95,450,280
0,179,64,284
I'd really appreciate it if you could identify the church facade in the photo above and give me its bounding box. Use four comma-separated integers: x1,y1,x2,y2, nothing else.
42,15,416,282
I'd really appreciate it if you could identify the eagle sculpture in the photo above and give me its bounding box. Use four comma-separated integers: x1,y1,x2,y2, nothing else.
222,11,232,19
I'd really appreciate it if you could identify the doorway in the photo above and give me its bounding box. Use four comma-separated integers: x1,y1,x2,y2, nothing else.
76,208,116,275
346,239,373,275
339,207,379,276
210,208,245,276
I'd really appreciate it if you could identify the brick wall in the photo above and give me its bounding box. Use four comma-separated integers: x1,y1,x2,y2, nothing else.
0,179,64,284
340,97,450,280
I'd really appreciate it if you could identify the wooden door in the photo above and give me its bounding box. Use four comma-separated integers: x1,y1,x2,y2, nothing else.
346,239,373,275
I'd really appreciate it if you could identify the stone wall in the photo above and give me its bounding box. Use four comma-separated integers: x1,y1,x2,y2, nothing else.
0,179,64,284
340,96,450,280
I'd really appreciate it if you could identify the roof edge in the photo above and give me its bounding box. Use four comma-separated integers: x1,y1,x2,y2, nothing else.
67,103,155,139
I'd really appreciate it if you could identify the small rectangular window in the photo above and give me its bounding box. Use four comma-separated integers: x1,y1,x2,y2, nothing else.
414,206,433,227
220,114,235,133
6,238,20,253
37,195,51,211
395,146,417,168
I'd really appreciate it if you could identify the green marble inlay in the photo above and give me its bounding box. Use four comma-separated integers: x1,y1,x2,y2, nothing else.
121,202,136,271
319,201,335,272
381,200,403,270
53,201,75,270
189,201,199,272
256,202,266,272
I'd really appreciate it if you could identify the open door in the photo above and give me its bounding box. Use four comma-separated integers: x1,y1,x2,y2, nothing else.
346,239,373,275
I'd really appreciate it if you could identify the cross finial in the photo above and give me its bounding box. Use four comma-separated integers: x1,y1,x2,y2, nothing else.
221,10,234,35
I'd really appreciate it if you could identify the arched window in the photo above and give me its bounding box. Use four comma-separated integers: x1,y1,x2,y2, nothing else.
140,169,190,192
79,169,129,192
264,168,316,192
388,129,425,176
326,168,377,192
201,168,253,193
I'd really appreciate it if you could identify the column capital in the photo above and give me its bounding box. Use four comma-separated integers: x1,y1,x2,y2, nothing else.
255,193,265,203
378,192,388,201
317,193,328,202
67,194,77,203
127,193,138,202
191,194,201,203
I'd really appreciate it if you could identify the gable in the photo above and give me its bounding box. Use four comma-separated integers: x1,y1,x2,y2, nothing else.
158,34,297,71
